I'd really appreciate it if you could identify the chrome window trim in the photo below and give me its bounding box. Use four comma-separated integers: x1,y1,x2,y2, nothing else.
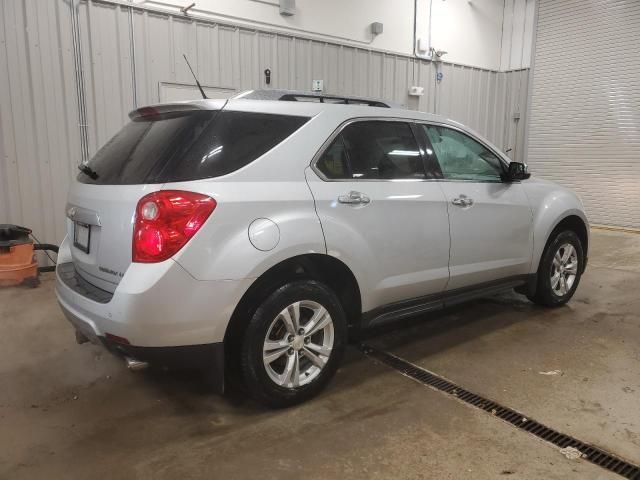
310,117,511,183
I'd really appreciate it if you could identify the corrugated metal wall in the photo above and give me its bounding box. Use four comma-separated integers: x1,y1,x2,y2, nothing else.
0,0,82,244
0,0,530,247
527,0,640,229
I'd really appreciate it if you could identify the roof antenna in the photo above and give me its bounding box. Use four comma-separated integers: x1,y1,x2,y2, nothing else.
183,54,207,99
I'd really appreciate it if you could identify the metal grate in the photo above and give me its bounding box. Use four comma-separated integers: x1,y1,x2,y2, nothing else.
359,344,640,479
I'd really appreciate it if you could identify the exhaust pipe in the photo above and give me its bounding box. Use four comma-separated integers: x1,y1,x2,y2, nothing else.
125,357,149,371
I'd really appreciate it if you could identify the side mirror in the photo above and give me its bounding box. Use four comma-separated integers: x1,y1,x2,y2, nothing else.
504,161,530,182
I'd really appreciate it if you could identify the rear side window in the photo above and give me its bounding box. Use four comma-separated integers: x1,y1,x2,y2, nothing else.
78,111,308,184
315,136,350,179
316,121,424,180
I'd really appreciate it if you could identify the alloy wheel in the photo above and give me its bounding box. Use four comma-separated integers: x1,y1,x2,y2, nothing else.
262,300,334,388
551,243,578,296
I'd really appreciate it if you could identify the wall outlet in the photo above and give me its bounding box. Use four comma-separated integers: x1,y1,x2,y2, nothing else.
408,86,424,96
312,79,323,92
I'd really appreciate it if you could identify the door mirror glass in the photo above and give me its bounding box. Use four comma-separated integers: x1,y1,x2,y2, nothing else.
504,161,531,181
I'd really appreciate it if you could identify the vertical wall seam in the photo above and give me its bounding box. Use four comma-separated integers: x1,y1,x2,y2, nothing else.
69,0,89,164
499,0,506,70
522,0,538,164
519,0,527,70
20,0,47,238
508,1,515,70
0,0,24,222
35,2,58,241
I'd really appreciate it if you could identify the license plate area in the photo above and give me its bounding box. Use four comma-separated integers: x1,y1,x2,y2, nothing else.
74,222,91,253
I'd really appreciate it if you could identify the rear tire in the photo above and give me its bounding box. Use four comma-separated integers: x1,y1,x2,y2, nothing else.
528,230,583,307
240,280,347,408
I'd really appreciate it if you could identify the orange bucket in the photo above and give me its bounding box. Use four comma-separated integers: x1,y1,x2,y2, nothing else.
0,225,39,287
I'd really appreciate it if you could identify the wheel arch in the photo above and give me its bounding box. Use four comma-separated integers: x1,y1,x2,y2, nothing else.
536,213,589,274
223,254,362,377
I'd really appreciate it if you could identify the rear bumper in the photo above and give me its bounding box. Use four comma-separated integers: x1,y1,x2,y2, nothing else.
55,256,253,347
102,338,223,371
61,299,224,391
55,232,254,390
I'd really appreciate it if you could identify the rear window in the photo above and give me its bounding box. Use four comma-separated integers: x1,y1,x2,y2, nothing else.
78,110,309,184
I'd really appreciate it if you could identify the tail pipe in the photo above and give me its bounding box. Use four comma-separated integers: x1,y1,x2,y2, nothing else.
125,357,149,371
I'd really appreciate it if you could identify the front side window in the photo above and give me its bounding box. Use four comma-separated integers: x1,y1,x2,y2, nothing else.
316,121,424,180
422,125,504,182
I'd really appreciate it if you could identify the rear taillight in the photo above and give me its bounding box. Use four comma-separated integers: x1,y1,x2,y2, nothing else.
132,190,216,263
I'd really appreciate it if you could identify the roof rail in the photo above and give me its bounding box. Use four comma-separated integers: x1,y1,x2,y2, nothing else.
278,93,390,108
233,89,393,108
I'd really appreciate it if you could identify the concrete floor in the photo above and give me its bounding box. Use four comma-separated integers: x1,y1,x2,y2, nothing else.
0,229,638,479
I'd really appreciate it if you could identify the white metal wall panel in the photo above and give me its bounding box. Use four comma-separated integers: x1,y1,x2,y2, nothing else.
436,65,529,160
0,0,81,245
0,0,529,247
87,0,530,161
500,0,536,70
78,1,135,156
527,0,640,228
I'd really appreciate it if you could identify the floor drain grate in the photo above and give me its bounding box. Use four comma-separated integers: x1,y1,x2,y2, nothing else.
359,343,640,479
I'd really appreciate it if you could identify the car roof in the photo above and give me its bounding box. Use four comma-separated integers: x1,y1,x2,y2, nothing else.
233,89,400,108
129,91,510,167
143,95,464,128
128,89,507,155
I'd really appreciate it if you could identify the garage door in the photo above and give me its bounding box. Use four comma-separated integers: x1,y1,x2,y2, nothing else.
527,0,640,229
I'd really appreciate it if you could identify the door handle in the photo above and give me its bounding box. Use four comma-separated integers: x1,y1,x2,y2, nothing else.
452,195,474,207
338,191,370,205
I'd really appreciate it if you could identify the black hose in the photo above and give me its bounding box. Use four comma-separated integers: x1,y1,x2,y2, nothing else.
33,244,59,273
33,243,59,253
29,233,58,265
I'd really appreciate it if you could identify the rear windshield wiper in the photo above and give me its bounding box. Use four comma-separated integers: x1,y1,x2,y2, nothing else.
78,163,99,180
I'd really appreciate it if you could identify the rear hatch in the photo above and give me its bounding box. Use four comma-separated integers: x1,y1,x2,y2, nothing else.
67,102,309,292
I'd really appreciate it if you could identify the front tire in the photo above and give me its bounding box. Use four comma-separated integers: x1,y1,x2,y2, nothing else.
528,230,584,307
240,280,347,408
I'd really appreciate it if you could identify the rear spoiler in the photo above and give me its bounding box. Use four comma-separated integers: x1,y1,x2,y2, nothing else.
128,101,222,120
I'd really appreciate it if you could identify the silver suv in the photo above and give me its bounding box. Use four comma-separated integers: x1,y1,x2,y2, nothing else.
56,90,589,407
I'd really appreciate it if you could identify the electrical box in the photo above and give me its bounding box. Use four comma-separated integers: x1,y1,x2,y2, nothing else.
312,80,323,92
371,22,383,35
417,38,429,54
279,0,295,16
408,86,424,96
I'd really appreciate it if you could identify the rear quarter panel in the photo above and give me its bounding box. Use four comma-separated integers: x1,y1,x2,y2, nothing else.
167,111,340,281
170,180,326,281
